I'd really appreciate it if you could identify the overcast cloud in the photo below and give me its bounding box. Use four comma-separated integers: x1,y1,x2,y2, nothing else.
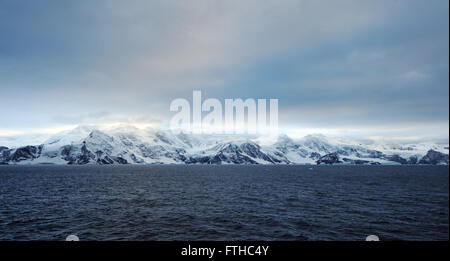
0,0,448,142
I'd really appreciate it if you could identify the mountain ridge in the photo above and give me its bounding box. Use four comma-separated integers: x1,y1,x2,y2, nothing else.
0,125,448,165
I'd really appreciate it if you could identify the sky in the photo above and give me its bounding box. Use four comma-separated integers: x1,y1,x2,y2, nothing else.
0,0,449,144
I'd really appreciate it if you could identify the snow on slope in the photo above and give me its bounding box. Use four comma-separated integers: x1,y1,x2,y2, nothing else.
0,125,448,165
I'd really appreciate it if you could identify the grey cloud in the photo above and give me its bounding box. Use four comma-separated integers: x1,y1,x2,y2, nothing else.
0,0,448,141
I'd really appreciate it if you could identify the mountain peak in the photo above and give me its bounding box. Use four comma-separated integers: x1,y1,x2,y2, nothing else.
0,125,448,165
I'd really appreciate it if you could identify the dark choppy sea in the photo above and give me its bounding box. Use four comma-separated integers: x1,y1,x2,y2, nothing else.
0,165,448,241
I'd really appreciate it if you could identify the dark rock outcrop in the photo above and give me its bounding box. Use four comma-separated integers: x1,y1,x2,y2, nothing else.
418,150,449,165
76,143,95,164
385,154,408,165
240,142,286,163
408,155,418,164
112,156,128,164
316,152,341,165
11,145,42,162
309,152,321,160
0,147,11,164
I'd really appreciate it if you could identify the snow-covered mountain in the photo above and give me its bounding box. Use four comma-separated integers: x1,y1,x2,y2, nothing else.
0,125,448,165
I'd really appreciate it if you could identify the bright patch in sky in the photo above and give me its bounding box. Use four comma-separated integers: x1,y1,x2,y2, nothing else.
0,0,448,143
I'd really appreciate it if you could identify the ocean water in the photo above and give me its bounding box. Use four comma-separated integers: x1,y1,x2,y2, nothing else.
0,165,448,241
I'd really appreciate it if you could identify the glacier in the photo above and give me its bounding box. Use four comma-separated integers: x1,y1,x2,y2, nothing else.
0,125,448,165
